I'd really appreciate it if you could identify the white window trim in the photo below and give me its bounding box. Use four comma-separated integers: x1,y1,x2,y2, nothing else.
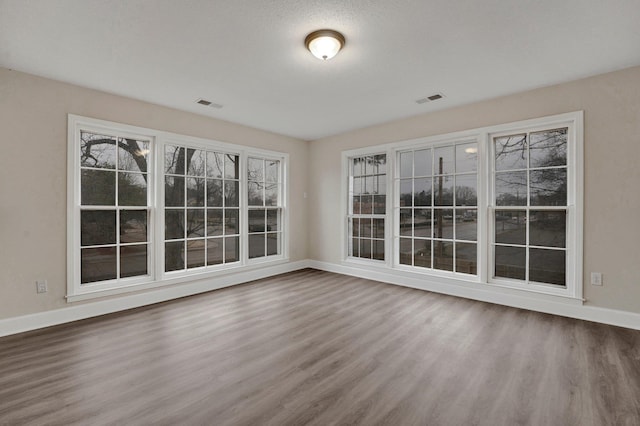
67,115,289,302
342,111,584,302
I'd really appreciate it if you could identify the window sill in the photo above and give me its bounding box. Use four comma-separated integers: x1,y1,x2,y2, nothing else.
66,256,289,303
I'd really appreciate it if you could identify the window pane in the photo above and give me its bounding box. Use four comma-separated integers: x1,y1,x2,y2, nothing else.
456,143,477,173
360,218,372,238
495,210,526,245
495,134,527,171
363,176,374,195
187,178,205,207
414,209,431,237
207,179,223,207
207,238,223,265
81,169,115,205
374,154,387,174
372,239,385,261
165,176,185,207
265,183,278,206
165,241,184,272
206,152,224,178
360,195,373,214
187,149,206,176
352,195,361,215
225,236,239,263
266,209,279,232
433,241,453,271
118,172,147,206
414,178,432,206
530,169,566,206
377,176,387,195
187,239,205,268
266,160,279,183
360,239,372,259
249,210,265,232
352,157,364,177
434,175,453,206
495,171,527,206
187,209,205,238
494,245,526,280
414,149,431,177
352,218,360,238
434,146,454,175
248,158,264,181
456,242,477,275
399,238,412,265
352,177,362,195
165,145,185,175
372,218,385,238
351,238,360,257
455,174,477,206
81,210,116,246
267,232,280,256
225,209,240,235
399,209,412,236
225,181,239,207
248,182,263,206
399,151,413,178
165,210,184,240
120,244,147,278
433,209,453,239
456,209,477,241
118,139,148,173
225,155,240,179
414,238,431,268
530,128,567,168
80,132,116,169
530,248,566,286
207,209,223,237
373,195,386,215
120,210,147,243
530,210,566,248
400,179,413,207
249,234,265,259
81,247,117,283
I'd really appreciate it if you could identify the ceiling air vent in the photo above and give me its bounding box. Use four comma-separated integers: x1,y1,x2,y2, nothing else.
416,93,445,104
196,98,223,109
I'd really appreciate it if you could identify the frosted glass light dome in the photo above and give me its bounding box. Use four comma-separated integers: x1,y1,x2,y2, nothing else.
305,30,345,60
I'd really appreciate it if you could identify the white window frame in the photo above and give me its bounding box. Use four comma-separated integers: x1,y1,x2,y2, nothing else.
342,111,583,301
67,115,289,302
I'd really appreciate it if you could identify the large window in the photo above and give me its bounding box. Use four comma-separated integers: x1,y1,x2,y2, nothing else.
347,154,387,261
78,130,152,285
491,128,568,286
396,142,478,274
343,111,582,299
69,115,288,300
247,157,283,259
163,145,240,272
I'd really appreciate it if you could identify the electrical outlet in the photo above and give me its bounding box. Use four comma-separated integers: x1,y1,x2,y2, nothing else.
591,272,603,286
36,280,48,294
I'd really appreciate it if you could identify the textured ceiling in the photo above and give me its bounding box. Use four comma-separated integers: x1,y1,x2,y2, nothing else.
1,0,640,140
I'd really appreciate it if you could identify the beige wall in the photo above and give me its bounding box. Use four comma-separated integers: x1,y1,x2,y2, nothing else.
0,68,309,320
2,64,639,322
309,65,640,314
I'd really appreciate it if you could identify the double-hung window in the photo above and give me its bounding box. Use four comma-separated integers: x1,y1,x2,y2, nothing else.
396,141,478,274
347,154,387,261
69,115,288,300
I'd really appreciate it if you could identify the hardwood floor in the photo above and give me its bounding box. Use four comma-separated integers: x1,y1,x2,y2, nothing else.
1,269,639,425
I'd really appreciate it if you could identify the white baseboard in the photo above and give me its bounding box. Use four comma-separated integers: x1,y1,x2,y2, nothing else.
2,259,639,337
0,260,311,338
307,260,640,331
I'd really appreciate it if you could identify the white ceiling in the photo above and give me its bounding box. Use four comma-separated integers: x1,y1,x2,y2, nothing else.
1,0,640,141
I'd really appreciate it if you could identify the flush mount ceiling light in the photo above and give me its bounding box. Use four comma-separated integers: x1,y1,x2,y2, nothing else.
305,29,345,60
